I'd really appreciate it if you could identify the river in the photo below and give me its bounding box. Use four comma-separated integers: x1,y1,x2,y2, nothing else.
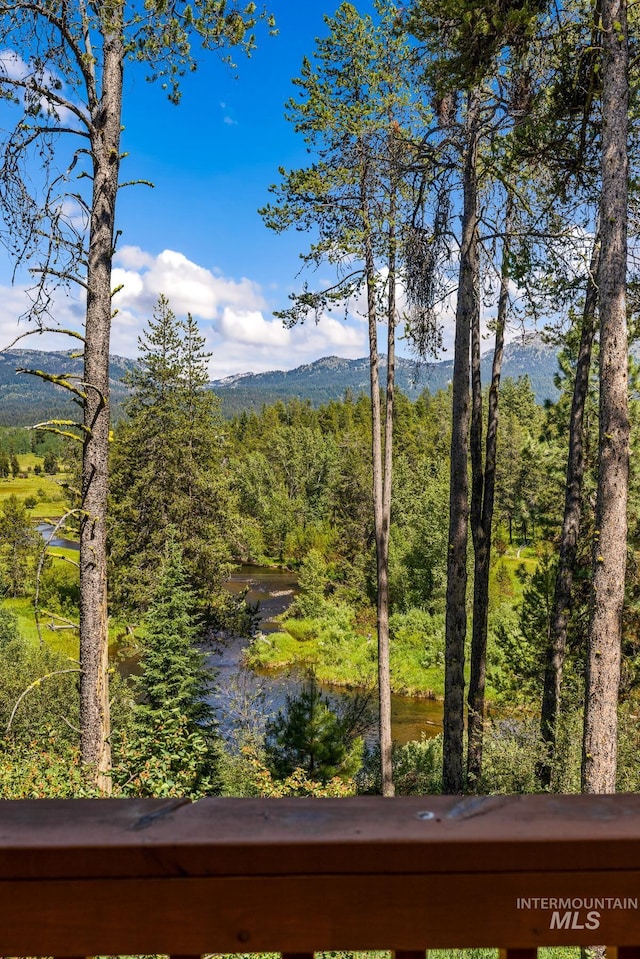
210,564,443,746
36,524,444,745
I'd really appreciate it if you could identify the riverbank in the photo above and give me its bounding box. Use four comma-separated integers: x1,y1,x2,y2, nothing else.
244,603,447,699
212,567,444,745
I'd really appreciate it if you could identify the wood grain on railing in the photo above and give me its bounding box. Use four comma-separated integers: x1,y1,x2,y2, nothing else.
2,795,640,956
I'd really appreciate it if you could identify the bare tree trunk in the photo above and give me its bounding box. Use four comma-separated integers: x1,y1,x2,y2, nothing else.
443,91,480,794
379,186,397,798
467,193,513,786
538,235,599,790
360,156,394,796
79,21,123,794
582,0,629,795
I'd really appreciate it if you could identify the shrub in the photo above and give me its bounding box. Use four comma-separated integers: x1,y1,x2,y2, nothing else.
39,562,80,614
289,548,329,619
358,735,443,795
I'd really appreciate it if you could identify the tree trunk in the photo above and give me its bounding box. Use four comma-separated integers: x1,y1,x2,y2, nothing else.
467,192,513,786
80,22,123,794
379,182,397,798
360,156,394,796
582,0,629,795
538,234,599,789
443,91,480,794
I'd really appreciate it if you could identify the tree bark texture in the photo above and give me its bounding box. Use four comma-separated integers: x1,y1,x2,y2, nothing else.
361,161,394,797
538,235,599,789
582,0,629,795
379,183,397,798
467,192,513,786
443,91,480,795
80,19,124,793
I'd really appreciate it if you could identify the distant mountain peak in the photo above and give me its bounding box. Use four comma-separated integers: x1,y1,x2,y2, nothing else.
210,342,559,416
0,341,560,426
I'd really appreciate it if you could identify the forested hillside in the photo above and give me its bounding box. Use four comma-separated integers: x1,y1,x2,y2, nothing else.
0,351,135,426
0,340,558,426
211,339,560,413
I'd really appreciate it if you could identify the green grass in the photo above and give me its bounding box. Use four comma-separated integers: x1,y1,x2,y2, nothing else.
245,606,447,696
491,547,539,605
0,453,69,519
4,596,78,658
4,593,137,662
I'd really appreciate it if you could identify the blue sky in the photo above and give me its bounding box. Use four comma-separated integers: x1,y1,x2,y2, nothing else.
0,2,460,378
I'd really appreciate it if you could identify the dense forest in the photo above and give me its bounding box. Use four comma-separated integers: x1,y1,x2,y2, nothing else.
1,294,640,797
0,0,636,799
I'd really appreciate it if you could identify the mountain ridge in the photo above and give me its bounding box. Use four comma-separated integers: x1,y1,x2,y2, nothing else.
0,339,560,426
210,339,560,414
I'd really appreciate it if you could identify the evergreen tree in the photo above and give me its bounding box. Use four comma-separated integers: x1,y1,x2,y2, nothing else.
260,0,432,796
109,297,237,616
134,536,214,733
0,495,38,597
43,450,58,475
0,0,271,793
129,535,218,792
264,675,364,784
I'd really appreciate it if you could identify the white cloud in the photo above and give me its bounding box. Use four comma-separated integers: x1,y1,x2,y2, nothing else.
0,246,369,378
218,101,238,126
219,308,290,347
0,49,29,81
0,280,86,353
112,246,265,320
0,241,535,382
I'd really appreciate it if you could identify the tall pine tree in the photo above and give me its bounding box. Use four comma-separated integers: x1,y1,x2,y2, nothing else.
109,297,237,616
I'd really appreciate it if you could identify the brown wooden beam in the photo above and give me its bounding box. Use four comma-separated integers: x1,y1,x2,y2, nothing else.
2,797,640,955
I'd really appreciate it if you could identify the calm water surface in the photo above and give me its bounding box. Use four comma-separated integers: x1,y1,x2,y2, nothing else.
209,565,443,746
36,527,444,747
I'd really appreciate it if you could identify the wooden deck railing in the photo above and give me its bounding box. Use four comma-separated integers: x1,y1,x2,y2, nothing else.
3,794,640,958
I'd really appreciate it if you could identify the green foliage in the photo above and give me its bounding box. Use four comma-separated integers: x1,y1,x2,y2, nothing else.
389,458,450,613
264,674,365,784
409,0,547,91
113,710,220,798
0,494,38,597
39,561,80,615
247,602,378,688
134,536,215,737
125,0,274,105
245,748,358,797
390,609,445,669
493,550,586,709
248,600,449,696
476,717,549,793
493,554,553,699
289,548,329,618
0,605,18,645
0,738,98,798
360,734,443,795
0,630,79,745
109,298,239,616
43,450,58,474
392,734,444,794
